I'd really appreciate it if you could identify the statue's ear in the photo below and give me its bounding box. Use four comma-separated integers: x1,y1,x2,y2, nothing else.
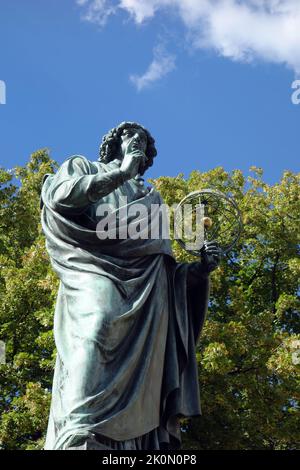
40,174,51,209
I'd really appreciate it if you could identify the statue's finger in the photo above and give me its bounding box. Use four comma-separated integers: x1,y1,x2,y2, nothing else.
204,245,219,252
205,248,220,256
205,244,222,252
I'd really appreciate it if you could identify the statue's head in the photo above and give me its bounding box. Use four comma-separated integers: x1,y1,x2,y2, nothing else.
99,121,157,175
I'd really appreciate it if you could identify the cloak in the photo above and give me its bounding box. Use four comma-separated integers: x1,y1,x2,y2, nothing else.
41,156,209,450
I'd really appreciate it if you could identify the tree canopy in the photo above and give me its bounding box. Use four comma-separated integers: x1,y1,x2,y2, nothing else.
0,150,299,450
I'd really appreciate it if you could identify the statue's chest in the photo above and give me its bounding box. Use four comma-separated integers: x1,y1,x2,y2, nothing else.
87,180,151,224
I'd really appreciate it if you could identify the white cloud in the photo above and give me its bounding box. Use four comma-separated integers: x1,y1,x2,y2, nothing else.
76,0,117,25
119,0,173,24
130,46,176,91
76,0,300,75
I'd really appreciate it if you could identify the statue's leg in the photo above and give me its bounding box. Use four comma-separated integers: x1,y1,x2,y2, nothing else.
52,275,124,450
65,338,103,409
61,275,123,409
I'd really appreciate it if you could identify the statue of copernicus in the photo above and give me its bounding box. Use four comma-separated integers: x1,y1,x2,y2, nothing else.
41,121,220,450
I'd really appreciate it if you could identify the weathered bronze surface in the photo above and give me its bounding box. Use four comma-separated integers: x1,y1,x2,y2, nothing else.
41,122,220,450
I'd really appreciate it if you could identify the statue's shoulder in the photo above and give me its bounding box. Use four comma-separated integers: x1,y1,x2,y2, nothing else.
43,155,98,188
60,155,98,174
40,155,99,209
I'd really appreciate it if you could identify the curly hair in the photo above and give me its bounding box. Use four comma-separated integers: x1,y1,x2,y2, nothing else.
99,121,157,174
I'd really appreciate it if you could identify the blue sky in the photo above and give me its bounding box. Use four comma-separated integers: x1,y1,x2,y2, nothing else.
0,0,299,184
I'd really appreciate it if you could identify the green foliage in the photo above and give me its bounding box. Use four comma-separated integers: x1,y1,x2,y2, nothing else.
0,155,299,449
0,150,58,450
152,166,300,450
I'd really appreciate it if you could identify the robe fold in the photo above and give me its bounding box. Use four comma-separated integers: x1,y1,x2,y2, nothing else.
41,156,209,450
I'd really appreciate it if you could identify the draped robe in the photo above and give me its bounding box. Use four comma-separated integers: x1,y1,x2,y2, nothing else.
41,155,210,450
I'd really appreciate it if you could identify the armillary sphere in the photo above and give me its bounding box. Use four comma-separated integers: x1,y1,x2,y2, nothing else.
174,188,243,257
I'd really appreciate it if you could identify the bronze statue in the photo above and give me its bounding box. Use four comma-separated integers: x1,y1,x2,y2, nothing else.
41,122,220,450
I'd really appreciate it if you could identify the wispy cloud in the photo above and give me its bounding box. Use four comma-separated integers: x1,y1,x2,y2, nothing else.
76,1,300,75
76,0,117,26
129,46,175,91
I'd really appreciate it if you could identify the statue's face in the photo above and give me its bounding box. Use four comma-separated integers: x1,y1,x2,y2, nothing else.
120,127,147,159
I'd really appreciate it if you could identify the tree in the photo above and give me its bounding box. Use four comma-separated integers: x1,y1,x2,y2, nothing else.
153,167,300,450
0,153,299,449
0,151,58,449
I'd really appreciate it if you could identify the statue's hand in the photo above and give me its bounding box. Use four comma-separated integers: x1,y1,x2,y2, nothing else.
201,240,222,274
187,240,221,287
120,138,147,180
